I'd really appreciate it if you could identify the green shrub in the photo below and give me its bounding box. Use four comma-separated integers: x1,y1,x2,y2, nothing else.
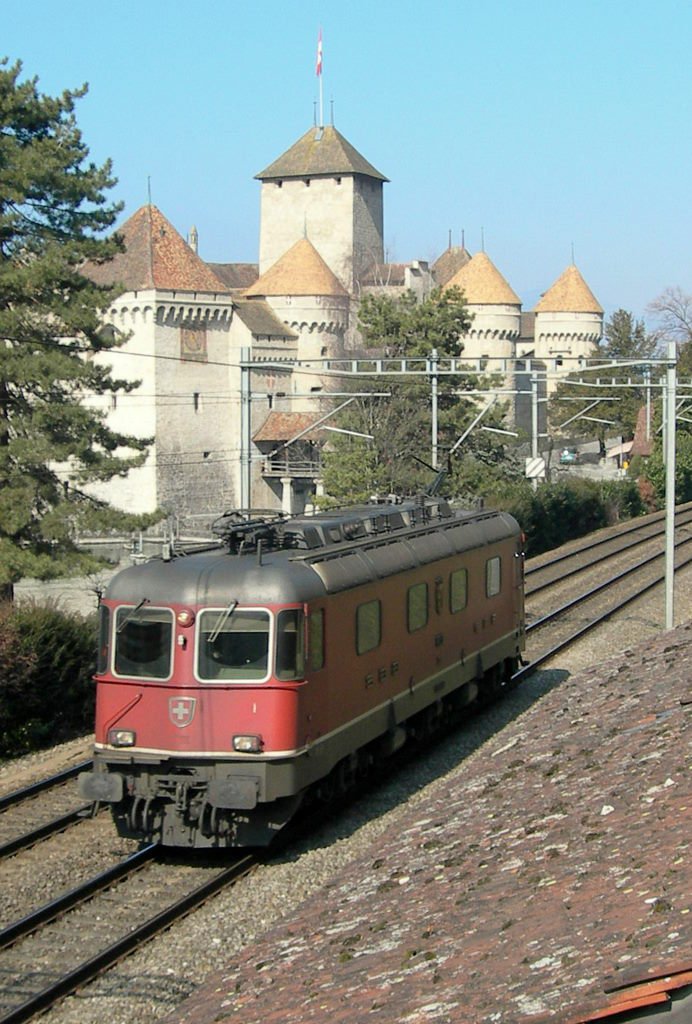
0,601,97,758
489,478,644,557
639,433,692,506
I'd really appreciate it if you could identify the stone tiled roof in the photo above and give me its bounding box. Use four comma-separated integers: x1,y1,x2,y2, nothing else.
252,412,323,442
359,263,408,287
255,125,388,182
208,263,259,292
83,205,230,293
432,245,472,287
445,251,521,305
167,623,692,1024
534,264,604,314
244,238,349,298
233,299,297,339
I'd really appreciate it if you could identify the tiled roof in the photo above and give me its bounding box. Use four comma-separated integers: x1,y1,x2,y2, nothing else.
534,264,603,314
445,251,521,305
359,263,408,287
432,245,472,287
83,205,230,294
167,622,692,1024
233,299,297,339
252,411,323,442
244,238,349,298
208,263,259,291
255,125,388,182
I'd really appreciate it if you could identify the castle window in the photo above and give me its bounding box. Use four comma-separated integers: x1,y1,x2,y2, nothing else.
193,392,200,412
304,179,311,187
276,180,282,188
335,177,342,185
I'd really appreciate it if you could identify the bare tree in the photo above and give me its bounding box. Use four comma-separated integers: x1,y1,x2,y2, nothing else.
647,287,692,344
647,287,692,375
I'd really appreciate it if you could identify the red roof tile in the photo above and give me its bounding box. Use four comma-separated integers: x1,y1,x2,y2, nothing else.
252,412,323,442
166,623,692,1024
84,205,230,294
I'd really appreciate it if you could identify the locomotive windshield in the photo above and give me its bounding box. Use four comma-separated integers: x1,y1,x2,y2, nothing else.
113,606,174,679
198,609,270,680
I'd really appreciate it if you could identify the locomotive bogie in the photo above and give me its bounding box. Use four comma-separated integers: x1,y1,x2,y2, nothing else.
79,499,525,848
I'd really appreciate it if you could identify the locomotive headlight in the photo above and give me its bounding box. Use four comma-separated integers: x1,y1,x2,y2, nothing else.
177,608,195,627
108,729,136,747
233,734,263,753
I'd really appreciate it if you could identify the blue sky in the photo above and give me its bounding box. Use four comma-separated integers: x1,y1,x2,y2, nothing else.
4,0,691,320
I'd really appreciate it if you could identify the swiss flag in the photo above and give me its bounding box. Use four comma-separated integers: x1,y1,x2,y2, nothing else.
316,29,323,76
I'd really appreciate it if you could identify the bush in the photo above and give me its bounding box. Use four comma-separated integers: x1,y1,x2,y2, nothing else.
488,478,644,557
0,601,97,758
639,433,692,506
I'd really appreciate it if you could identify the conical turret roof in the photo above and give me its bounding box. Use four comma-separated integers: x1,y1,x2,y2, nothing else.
445,252,520,305
244,238,349,298
256,125,388,182
84,205,229,293
432,245,472,288
534,264,603,314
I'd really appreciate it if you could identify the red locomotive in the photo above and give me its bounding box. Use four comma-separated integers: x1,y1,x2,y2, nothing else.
79,497,525,847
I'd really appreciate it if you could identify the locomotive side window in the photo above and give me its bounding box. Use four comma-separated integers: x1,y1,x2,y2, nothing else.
276,609,305,680
407,582,428,632
486,556,502,597
356,599,381,654
114,606,174,679
309,609,325,670
197,609,270,681
96,604,110,674
450,568,468,612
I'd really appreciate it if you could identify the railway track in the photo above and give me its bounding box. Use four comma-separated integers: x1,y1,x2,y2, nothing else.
1,507,690,1022
517,503,692,678
525,500,692,598
0,768,93,859
0,849,257,1024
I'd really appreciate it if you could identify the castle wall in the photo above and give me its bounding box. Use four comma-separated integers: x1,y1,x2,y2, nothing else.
89,291,240,527
351,175,385,286
263,294,348,408
458,303,520,373
87,295,159,514
259,175,383,291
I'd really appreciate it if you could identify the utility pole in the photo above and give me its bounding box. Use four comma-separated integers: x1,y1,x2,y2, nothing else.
664,340,677,629
430,348,439,470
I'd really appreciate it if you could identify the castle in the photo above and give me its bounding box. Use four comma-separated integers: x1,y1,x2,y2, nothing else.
86,123,603,525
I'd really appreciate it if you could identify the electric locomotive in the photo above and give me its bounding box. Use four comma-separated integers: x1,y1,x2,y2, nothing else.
79,497,525,848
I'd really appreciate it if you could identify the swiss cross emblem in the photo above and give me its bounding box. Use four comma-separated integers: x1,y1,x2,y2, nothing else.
169,697,197,728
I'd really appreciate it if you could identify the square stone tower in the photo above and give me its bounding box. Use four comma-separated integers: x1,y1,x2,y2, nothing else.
256,125,388,293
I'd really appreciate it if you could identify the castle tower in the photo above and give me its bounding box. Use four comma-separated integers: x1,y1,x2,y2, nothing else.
444,251,521,369
255,125,388,293
532,264,603,371
84,205,237,518
245,237,349,405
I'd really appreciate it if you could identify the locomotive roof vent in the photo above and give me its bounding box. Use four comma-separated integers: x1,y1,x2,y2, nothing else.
209,497,456,556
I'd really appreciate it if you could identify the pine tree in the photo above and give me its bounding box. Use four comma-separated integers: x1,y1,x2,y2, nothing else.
0,60,153,598
602,308,658,360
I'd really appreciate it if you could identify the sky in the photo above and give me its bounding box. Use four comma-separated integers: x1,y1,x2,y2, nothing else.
4,0,691,322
